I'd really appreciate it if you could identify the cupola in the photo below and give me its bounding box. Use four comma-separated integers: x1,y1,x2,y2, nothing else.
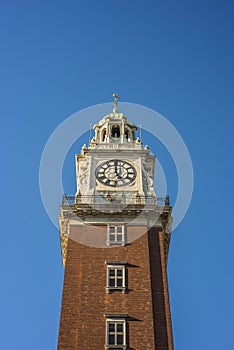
91,94,139,146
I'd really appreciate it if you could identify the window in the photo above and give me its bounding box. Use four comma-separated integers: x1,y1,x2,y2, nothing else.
105,318,127,349
106,264,126,293
107,225,125,246
111,125,120,138
124,129,129,139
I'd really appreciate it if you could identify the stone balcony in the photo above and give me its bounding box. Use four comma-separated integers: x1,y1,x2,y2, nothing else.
60,193,171,218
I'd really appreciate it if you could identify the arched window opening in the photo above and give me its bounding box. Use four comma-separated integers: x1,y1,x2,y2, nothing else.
111,125,120,138
102,129,107,142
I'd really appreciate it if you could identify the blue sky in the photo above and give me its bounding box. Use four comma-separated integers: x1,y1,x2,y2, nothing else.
1,0,234,349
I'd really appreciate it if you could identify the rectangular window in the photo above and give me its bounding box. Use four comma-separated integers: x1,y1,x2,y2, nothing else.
106,319,126,349
107,225,125,246
106,265,126,293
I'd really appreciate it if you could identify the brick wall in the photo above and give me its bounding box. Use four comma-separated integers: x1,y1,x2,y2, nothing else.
58,225,173,350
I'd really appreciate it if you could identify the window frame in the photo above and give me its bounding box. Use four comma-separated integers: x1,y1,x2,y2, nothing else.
105,318,127,350
107,224,125,246
106,263,126,294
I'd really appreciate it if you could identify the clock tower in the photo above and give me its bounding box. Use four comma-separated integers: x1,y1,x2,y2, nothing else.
58,95,174,349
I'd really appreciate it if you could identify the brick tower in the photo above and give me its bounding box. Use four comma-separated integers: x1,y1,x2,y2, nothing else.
58,95,174,350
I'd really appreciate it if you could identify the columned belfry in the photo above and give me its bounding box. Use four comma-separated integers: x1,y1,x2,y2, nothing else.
58,95,174,349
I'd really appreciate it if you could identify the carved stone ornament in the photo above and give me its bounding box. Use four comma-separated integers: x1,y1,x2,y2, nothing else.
165,217,173,234
78,159,90,194
142,161,154,195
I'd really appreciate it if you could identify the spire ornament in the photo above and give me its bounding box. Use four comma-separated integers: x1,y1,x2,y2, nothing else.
113,93,119,114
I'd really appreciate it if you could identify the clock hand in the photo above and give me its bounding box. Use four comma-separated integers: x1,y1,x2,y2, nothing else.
116,167,124,179
114,160,118,174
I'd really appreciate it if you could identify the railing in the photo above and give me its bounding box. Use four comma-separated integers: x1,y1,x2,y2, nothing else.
62,194,170,207
90,142,143,150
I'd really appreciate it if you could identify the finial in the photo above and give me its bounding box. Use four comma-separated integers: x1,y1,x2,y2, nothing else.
113,93,119,114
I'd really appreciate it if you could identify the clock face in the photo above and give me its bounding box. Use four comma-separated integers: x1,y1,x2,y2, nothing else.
95,159,137,187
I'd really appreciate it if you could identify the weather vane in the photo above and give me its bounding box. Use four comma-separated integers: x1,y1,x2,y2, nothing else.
113,93,119,113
